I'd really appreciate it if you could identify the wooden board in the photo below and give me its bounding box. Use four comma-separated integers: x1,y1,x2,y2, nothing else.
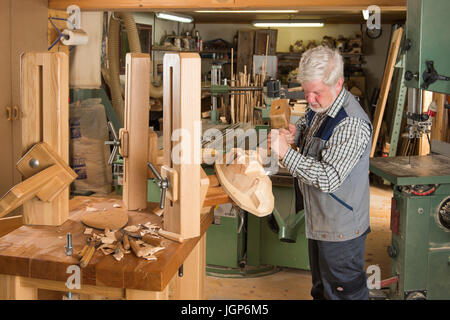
163,53,201,239
122,53,150,211
48,0,406,10
370,27,403,157
237,30,255,75
0,196,214,293
0,165,63,219
21,52,69,226
254,29,277,56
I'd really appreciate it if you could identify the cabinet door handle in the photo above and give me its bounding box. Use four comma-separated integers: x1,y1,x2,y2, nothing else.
6,106,12,121
13,106,20,120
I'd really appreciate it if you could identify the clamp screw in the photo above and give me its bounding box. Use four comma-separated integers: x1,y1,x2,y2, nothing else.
65,233,73,256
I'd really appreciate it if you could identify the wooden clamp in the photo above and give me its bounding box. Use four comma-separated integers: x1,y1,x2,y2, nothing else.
0,143,77,219
163,53,208,240
21,52,69,226
121,53,150,211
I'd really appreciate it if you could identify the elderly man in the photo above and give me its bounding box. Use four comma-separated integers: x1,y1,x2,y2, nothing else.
269,46,373,300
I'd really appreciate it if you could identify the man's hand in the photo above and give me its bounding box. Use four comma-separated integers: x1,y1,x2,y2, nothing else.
279,123,296,145
268,129,291,159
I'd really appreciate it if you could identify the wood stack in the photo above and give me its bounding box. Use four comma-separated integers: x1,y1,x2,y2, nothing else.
231,64,265,125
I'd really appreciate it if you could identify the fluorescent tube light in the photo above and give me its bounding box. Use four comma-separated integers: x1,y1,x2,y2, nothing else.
252,20,325,27
156,12,193,23
195,10,299,13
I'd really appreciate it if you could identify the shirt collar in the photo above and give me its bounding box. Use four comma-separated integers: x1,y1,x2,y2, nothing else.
325,87,347,118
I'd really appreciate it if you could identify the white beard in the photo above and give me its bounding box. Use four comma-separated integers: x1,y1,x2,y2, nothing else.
309,104,330,113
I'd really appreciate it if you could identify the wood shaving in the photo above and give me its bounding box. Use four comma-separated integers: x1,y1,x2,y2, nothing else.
84,228,93,235
113,204,121,208
142,255,157,261
104,229,117,240
98,244,116,255
113,251,124,261
124,225,140,233
86,206,99,212
101,237,115,244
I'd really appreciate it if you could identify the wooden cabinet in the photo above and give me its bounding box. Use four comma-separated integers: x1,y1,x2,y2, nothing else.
0,0,47,205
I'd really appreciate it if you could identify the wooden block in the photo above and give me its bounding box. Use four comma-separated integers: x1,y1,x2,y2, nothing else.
0,216,23,238
158,229,184,243
122,53,150,211
17,142,67,179
16,142,77,202
270,99,291,129
0,165,63,219
163,53,201,239
20,52,69,226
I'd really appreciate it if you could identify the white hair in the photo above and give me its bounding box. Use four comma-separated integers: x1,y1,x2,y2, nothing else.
297,46,344,86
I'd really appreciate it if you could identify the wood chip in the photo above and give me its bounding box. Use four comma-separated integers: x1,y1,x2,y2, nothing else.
101,237,115,244
98,244,116,255
142,255,157,261
124,225,140,233
86,206,99,212
113,251,124,261
84,228,93,235
113,204,121,208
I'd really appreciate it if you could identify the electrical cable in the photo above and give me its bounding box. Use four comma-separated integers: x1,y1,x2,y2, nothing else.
48,17,67,51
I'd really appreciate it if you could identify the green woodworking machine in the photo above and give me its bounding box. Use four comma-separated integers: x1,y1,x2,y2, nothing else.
369,0,450,300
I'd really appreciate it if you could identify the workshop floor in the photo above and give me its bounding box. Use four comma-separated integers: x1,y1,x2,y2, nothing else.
205,182,393,300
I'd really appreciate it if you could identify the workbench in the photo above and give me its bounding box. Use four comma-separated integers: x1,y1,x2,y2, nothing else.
0,188,230,300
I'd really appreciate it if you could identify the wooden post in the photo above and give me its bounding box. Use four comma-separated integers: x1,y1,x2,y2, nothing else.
163,53,201,239
121,53,150,211
21,52,69,226
169,234,206,299
0,275,37,300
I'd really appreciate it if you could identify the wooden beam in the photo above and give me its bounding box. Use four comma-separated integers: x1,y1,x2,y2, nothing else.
20,277,125,299
370,27,403,157
122,53,150,211
0,275,37,300
48,0,406,10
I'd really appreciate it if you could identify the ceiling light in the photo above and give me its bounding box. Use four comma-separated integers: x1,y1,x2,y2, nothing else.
195,10,299,13
362,9,370,20
252,20,325,27
156,12,193,23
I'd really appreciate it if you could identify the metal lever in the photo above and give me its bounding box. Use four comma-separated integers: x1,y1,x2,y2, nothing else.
421,60,450,89
105,121,121,165
147,162,170,209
